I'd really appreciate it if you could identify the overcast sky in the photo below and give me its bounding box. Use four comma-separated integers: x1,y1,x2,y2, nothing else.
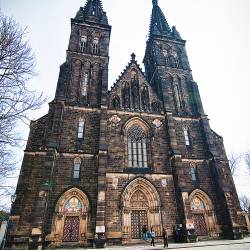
1,0,250,202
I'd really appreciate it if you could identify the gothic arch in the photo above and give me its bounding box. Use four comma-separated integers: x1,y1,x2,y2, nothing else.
123,117,151,136
189,189,218,236
189,189,214,210
121,177,161,208
121,177,162,240
50,188,91,245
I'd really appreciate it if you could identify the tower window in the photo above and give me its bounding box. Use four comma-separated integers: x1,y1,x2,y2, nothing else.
174,78,183,111
82,72,89,97
172,50,180,68
80,35,87,53
183,128,191,146
191,166,197,181
78,119,85,139
92,38,99,55
127,125,148,168
73,158,81,180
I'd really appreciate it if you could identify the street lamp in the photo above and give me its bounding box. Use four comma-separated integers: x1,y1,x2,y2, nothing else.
1,193,17,250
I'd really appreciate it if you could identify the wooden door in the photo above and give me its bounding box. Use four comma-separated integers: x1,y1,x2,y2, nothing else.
131,210,148,239
63,216,80,242
193,214,207,236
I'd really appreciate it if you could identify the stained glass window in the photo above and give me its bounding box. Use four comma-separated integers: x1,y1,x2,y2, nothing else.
92,38,99,54
191,197,205,210
64,197,82,213
184,128,191,146
81,72,89,97
127,125,148,168
191,167,197,181
73,158,81,180
78,119,85,139
80,35,87,53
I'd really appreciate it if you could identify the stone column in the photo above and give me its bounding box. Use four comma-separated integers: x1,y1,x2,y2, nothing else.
166,112,191,225
31,149,57,249
95,104,108,242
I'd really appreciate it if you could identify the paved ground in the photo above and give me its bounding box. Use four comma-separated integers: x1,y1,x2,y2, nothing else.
50,238,250,250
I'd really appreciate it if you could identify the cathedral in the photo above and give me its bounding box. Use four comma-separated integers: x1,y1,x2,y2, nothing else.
8,0,246,248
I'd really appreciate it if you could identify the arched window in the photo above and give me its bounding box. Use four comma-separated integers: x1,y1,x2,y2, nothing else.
73,158,81,180
141,86,149,110
127,125,148,168
81,72,89,97
190,164,199,184
183,127,191,146
191,167,197,181
172,49,180,68
122,83,130,109
174,77,183,111
78,118,85,139
80,35,87,53
112,96,120,109
92,38,99,55
151,101,160,113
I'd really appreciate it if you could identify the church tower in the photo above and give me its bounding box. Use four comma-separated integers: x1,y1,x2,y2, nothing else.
8,0,246,249
144,0,244,239
144,0,203,116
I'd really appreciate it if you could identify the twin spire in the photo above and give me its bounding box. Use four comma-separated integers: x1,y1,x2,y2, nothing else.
74,0,181,39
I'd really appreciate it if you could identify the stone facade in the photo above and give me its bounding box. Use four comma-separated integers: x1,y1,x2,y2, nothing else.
8,0,246,249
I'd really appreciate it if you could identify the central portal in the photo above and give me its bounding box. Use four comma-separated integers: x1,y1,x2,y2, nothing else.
122,177,162,241
131,210,148,239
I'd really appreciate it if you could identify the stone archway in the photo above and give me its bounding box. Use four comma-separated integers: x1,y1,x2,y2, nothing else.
121,178,162,241
189,189,218,236
49,188,90,246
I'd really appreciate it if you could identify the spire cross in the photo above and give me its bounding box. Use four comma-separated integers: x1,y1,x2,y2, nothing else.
152,0,158,6
131,53,136,61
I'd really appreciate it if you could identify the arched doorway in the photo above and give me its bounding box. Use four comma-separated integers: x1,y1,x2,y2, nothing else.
189,190,218,236
121,178,162,240
50,188,90,244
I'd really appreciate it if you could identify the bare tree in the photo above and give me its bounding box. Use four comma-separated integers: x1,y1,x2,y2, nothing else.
0,13,46,202
245,152,250,173
240,195,250,212
228,153,242,177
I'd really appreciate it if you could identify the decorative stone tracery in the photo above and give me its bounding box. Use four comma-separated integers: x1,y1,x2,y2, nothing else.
121,178,162,241
49,188,90,246
189,189,219,236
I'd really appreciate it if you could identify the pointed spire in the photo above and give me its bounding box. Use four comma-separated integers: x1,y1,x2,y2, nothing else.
74,0,109,25
149,0,172,38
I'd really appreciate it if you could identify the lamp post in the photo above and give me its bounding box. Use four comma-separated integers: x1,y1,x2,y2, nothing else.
1,193,17,250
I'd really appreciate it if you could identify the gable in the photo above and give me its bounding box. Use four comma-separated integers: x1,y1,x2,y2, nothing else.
108,56,162,113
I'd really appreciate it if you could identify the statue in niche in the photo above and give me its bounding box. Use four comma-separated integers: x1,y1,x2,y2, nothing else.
112,96,120,109
131,79,140,110
141,86,149,110
122,83,130,109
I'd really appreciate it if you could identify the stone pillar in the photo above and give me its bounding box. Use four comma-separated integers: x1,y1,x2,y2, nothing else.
31,149,57,249
166,112,188,225
95,106,108,243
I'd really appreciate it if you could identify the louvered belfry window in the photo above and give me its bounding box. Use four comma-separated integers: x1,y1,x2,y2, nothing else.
127,125,148,168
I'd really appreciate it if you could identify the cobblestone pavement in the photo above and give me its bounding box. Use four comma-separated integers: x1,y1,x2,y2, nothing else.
50,238,250,250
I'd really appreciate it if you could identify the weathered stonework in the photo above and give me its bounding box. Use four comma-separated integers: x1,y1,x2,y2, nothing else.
8,0,246,249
